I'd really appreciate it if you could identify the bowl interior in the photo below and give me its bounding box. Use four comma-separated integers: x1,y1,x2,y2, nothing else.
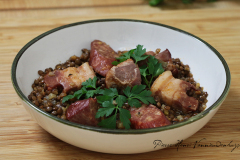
13,20,228,131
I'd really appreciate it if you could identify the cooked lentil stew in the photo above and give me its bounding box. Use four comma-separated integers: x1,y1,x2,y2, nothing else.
28,44,208,129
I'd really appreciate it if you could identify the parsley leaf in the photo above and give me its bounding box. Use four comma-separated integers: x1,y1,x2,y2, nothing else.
82,77,97,89
96,87,129,129
62,76,102,103
112,49,134,65
112,45,148,65
115,95,127,108
119,108,131,129
128,98,142,108
85,90,96,99
111,61,120,66
96,95,113,104
62,95,74,103
95,101,116,118
140,55,164,88
153,63,164,77
97,114,117,129
124,85,156,108
96,88,119,104
100,88,118,97
95,84,156,129
96,99,131,129
130,84,146,95
122,86,131,97
130,45,148,64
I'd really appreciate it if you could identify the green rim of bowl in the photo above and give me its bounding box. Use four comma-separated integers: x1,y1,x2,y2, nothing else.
11,19,231,134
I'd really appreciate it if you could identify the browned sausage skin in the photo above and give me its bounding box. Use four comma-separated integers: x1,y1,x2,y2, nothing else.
66,98,100,127
89,40,119,77
130,104,171,129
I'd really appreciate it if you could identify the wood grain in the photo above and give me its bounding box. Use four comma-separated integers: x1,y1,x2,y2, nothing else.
0,0,240,159
0,0,146,10
0,0,238,10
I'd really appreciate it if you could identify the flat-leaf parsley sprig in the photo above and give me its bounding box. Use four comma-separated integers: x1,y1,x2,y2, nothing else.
62,76,102,103
95,84,156,129
96,87,131,129
124,85,156,107
112,45,148,65
140,55,164,88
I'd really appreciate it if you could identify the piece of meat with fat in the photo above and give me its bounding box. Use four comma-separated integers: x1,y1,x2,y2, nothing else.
105,59,141,89
130,104,171,129
151,71,198,113
89,40,118,77
44,62,95,93
66,98,100,127
155,49,172,62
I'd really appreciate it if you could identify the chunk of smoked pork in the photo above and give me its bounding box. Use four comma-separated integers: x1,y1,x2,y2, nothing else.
66,98,100,127
105,59,141,89
44,62,95,93
89,40,118,77
130,104,171,129
155,49,172,62
151,71,198,113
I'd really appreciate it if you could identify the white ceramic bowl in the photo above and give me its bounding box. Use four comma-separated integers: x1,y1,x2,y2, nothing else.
12,19,231,154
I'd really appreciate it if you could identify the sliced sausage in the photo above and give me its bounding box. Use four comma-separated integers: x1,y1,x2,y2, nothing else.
44,62,95,93
130,104,171,129
105,59,141,89
89,40,118,77
151,71,198,113
66,98,100,127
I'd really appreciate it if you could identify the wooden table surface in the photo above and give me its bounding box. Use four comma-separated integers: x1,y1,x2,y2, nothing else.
1,0,240,159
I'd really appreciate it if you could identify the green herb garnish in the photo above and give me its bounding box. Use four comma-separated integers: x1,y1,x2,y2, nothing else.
95,85,155,129
123,85,156,107
140,55,164,88
62,76,102,103
112,45,148,65
96,88,131,129
96,99,131,129
112,51,132,65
